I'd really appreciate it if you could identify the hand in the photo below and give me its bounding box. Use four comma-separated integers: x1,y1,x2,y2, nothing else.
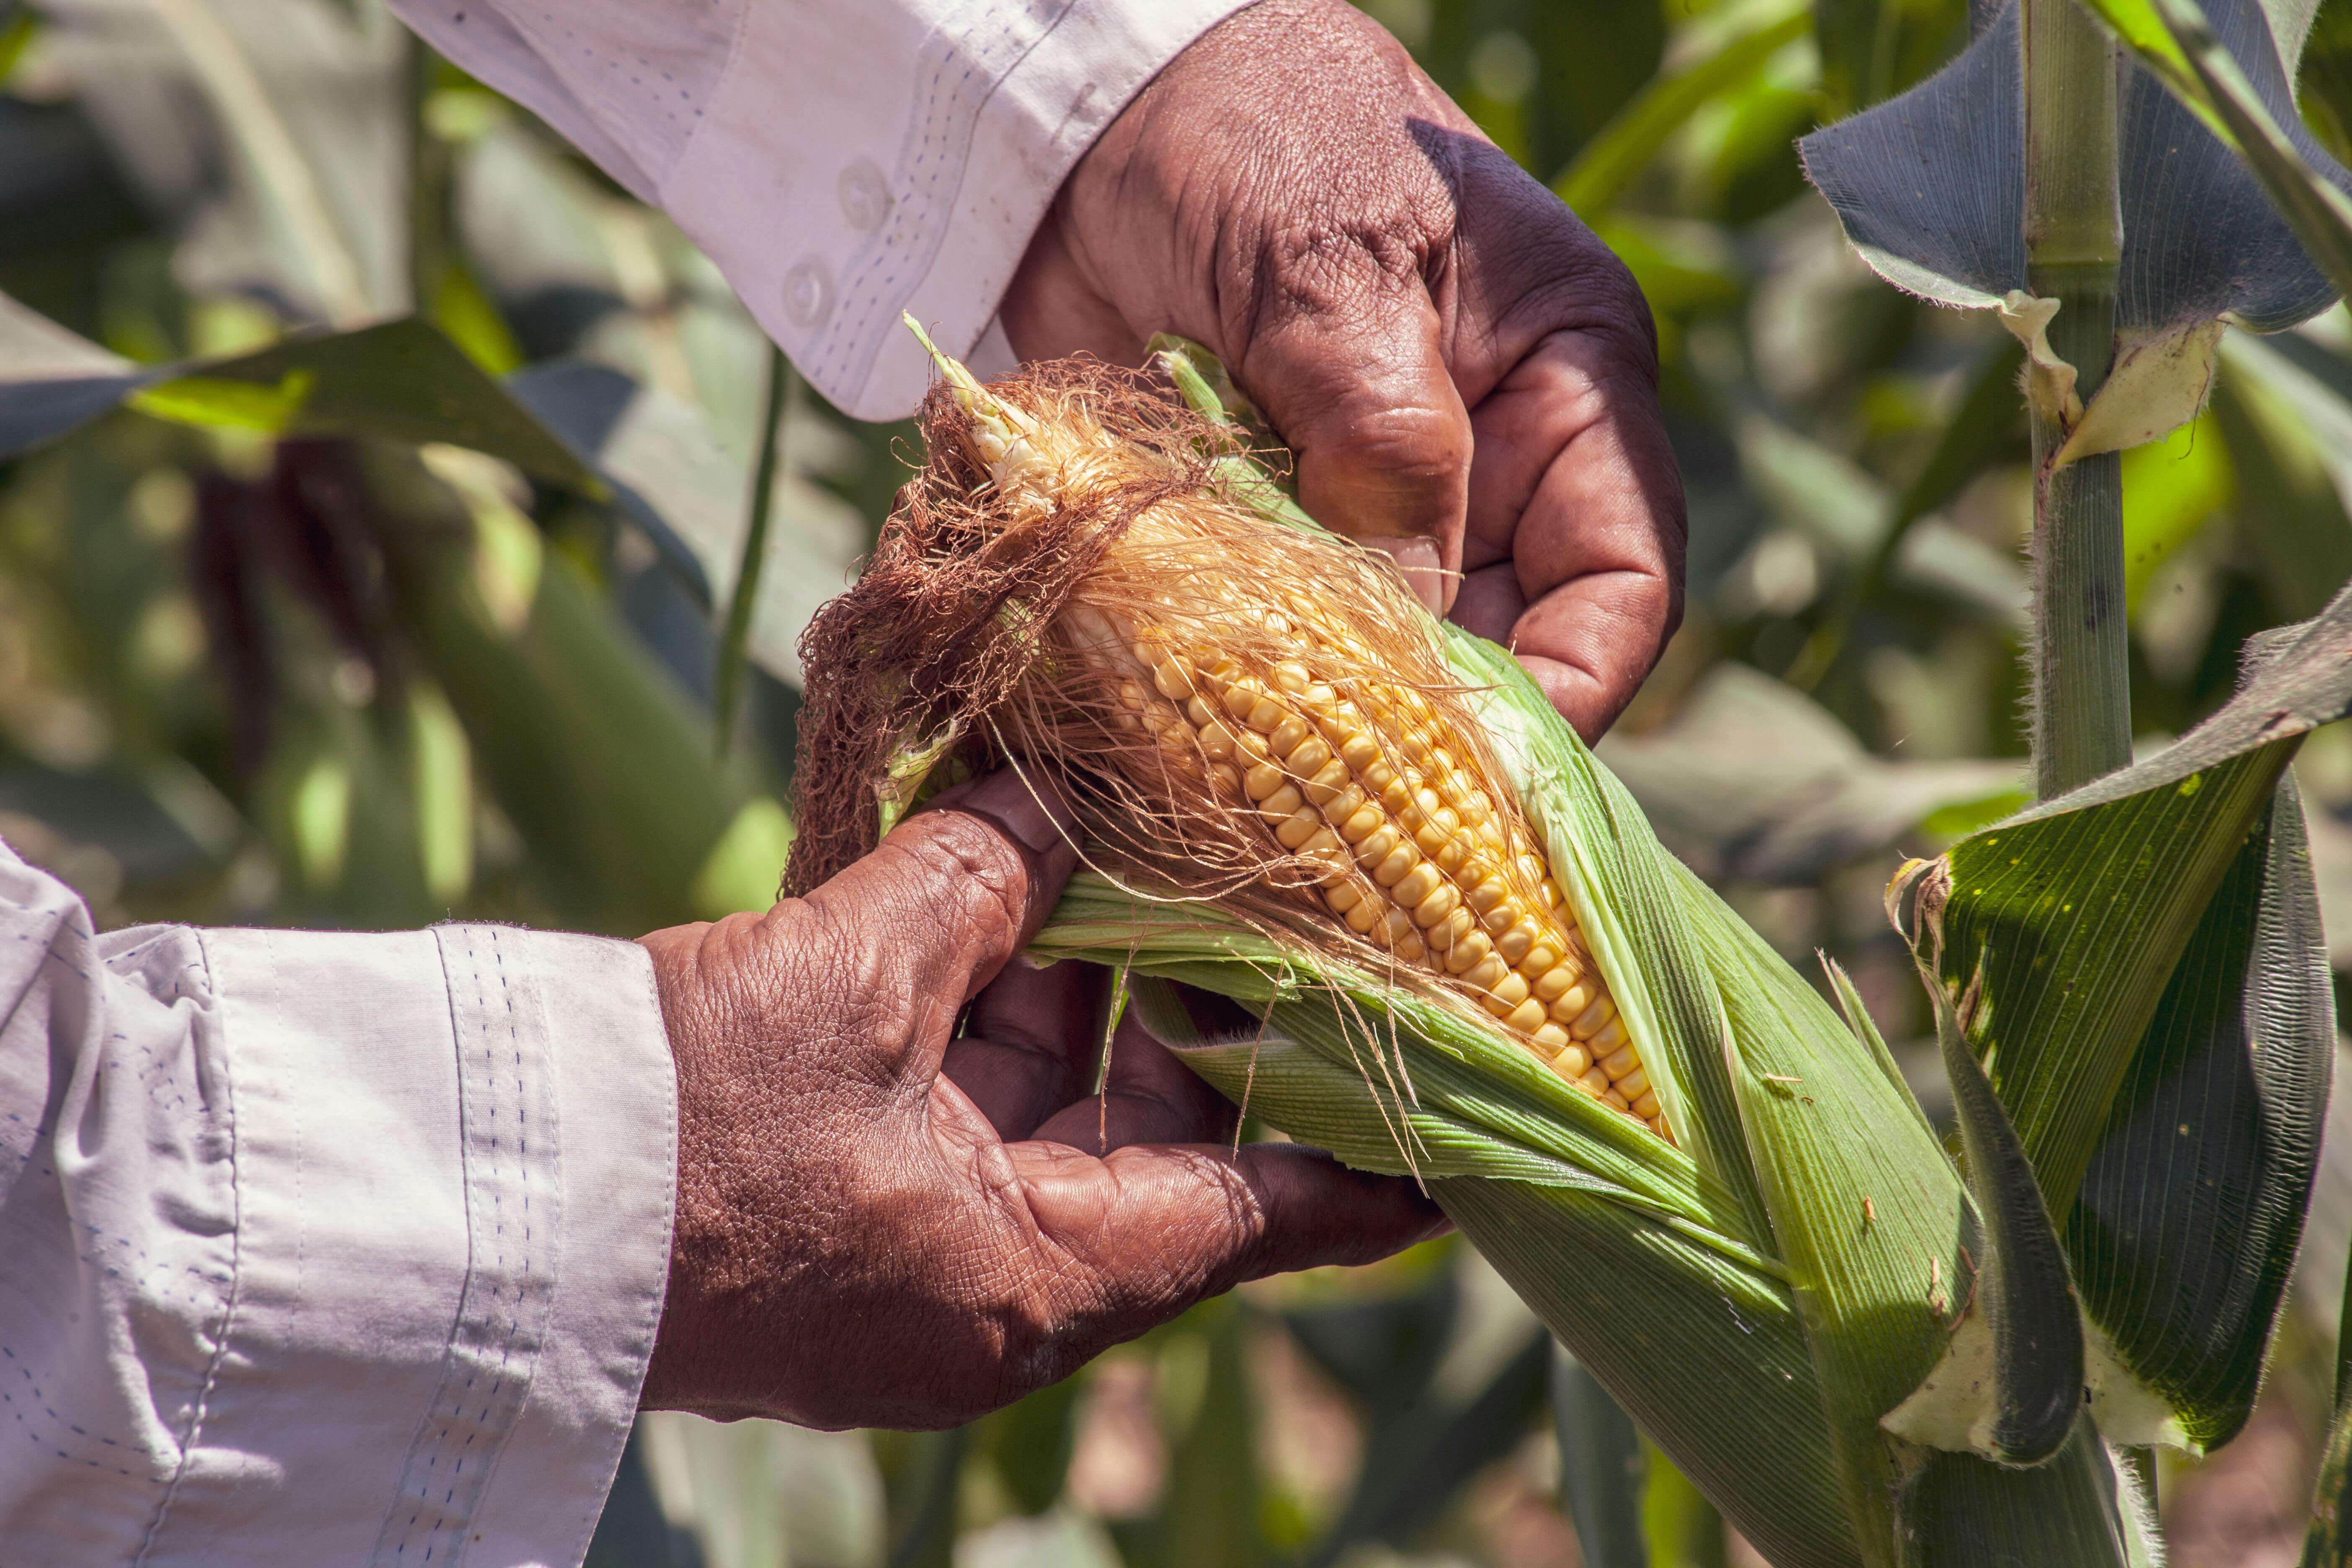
636,768,1445,1428
1000,0,1686,740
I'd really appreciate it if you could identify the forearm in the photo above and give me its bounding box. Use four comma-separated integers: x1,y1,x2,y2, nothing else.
0,849,674,1565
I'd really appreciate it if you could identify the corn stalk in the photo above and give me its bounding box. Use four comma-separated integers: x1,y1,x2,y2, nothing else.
2024,0,2130,797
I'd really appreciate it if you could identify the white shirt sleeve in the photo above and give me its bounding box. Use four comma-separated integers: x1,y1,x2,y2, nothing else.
0,842,677,1567
388,0,1251,419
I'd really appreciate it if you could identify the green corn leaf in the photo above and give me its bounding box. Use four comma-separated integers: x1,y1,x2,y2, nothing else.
1553,1344,1649,1568
342,438,784,934
1895,1413,2157,1567
2086,0,2352,310
2210,333,2352,624
1880,943,2083,1467
126,369,316,432
1075,941,1855,1567
1907,748,2294,1220
1675,857,1987,1517
2063,626,2333,1451
1901,599,2352,1446
1447,627,1771,1239
2304,1214,2352,1565
1553,3,1812,217
0,310,604,495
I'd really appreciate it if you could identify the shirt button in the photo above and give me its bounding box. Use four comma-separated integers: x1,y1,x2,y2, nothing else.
783,259,833,328
838,160,892,232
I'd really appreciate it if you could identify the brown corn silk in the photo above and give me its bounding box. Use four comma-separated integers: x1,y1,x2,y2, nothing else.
787,358,1665,1137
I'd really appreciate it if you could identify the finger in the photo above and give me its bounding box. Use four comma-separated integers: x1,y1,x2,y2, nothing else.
1027,1010,1236,1154
795,766,1082,1068
1238,264,1472,614
1448,560,1525,648
1462,330,1684,740
1009,1140,1450,1332
942,959,1107,1140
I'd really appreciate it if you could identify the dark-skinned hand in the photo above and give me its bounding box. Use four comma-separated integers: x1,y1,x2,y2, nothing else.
637,769,1446,1429
1002,0,1687,740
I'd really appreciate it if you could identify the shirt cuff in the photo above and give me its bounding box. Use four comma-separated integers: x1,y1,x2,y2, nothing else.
157,923,674,1567
661,0,1251,420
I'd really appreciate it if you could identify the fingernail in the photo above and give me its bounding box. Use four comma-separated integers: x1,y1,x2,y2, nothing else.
946,767,1079,856
1361,536,1448,614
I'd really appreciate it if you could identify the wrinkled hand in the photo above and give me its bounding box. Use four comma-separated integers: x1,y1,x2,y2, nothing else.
637,769,1445,1428
1001,0,1686,740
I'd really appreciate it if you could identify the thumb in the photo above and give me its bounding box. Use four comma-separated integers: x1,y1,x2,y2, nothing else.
1238,275,1470,613
799,767,1082,1024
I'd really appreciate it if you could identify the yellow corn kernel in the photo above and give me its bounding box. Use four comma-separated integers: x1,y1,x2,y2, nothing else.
1413,882,1462,929
1274,807,1322,849
1124,628,1663,1137
1444,929,1495,975
1288,736,1333,778
1569,991,1617,1042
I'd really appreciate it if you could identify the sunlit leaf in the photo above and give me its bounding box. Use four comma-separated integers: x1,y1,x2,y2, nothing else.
335,438,776,934
1554,3,1811,217
1641,1438,1727,1568
2210,331,2352,621
508,360,864,688
127,368,315,432
0,312,606,497
1552,1344,1647,1568
2120,412,2232,613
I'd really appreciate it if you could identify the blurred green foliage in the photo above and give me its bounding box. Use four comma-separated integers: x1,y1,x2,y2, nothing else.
5,0,2352,1562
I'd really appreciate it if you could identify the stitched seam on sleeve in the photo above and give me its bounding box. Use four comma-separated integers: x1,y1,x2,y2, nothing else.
817,0,1073,399
371,927,564,1568
654,0,751,197
130,929,240,1567
547,939,670,1568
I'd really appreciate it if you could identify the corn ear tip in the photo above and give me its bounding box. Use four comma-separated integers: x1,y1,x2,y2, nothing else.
900,312,1041,446
900,312,980,392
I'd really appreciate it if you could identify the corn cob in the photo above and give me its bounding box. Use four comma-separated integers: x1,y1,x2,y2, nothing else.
1083,614,1663,1132
902,320,1665,1138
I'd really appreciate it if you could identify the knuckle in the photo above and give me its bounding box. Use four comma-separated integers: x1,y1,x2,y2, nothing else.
1324,401,1470,490
893,816,1033,949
